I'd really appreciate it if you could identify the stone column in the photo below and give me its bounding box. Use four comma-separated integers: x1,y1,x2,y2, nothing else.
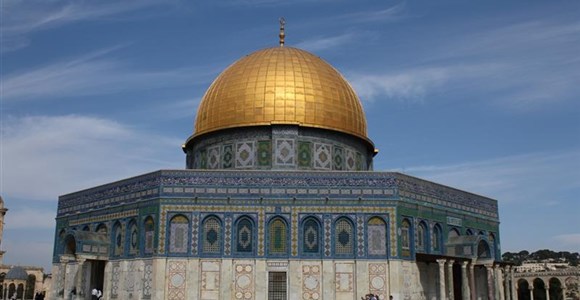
494,265,502,300
509,267,516,300
468,262,476,300
447,260,455,300
74,258,86,300
485,264,495,300
502,267,510,300
461,261,470,300
529,284,534,300
437,259,447,300
545,283,550,300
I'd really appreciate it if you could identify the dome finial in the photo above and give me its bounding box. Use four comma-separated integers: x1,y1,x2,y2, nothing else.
279,17,286,47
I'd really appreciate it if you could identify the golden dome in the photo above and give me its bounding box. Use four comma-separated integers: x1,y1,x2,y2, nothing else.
193,47,368,140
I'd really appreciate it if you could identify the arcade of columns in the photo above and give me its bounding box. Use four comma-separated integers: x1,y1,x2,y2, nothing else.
436,259,516,300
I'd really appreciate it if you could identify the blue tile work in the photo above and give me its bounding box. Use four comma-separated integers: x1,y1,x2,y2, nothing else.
58,170,498,218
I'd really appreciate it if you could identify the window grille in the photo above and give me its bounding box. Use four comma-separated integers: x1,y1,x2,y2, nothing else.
268,272,287,300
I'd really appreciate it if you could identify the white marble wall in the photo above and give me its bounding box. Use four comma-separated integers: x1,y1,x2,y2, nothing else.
52,259,440,300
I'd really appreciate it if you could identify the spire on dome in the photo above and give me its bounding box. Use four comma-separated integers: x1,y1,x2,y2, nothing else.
279,17,285,47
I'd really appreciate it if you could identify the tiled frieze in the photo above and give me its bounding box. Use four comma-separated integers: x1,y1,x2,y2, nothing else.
324,216,331,257
257,141,272,167
167,260,187,300
234,261,255,300
302,263,322,300
297,141,312,168
275,139,295,166
224,216,232,256
357,216,365,257
207,146,221,169
223,144,234,169
191,214,199,255
69,210,139,226
236,141,256,168
314,143,331,170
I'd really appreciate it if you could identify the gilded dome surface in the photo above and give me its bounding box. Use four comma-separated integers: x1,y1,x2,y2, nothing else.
194,47,368,140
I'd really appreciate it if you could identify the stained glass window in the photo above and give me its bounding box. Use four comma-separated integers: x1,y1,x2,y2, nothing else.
401,219,411,251
268,218,287,255
202,216,222,254
417,222,426,253
169,215,189,254
113,222,123,256
128,220,138,255
334,218,353,255
367,217,387,256
302,218,319,254
236,217,253,253
144,217,155,254
432,224,442,252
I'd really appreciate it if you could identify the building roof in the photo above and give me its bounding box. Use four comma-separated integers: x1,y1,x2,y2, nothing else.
6,266,28,280
192,46,368,141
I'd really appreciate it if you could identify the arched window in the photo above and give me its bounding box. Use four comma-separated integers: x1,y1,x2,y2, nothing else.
268,217,288,256
367,217,387,256
448,228,460,239
417,221,428,253
144,217,155,254
96,223,108,234
82,225,90,231
401,219,411,256
466,229,473,235
488,233,496,260
235,217,254,254
113,221,123,256
202,216,222,255
334,217,354,256
169,215,189,254
128,219,139,255
302,217,321,255
432,224,442,253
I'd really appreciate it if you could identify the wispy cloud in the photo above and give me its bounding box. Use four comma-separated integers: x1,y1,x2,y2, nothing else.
1,48,214,101
396,150,580,204
296,31,377,53
1,115,183,200
1,0,175,52
334,2,406,24
348,63,502,103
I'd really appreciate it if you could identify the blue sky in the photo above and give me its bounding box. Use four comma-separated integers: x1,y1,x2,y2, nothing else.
1,0,579,271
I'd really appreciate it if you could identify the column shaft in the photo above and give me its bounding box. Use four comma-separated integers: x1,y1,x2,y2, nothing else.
447,260,455,300
437,259,447,300
461,261,470,300
469,263,476,300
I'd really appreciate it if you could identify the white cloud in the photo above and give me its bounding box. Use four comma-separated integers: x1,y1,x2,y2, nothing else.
397,150,580,204
1,115,183,200
295,32,362,53
1,48,210,101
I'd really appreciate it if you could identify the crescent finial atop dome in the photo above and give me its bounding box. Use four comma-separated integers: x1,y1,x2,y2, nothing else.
279,17,285,47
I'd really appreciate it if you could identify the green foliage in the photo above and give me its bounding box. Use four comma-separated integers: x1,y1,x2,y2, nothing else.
502,249,579,266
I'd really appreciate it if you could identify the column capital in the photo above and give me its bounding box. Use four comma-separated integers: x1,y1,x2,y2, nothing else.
436,259,447,266
461,260,469,268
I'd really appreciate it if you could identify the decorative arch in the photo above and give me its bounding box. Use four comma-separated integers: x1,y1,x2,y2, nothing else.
95,223,108,234
432,223,443,253
465,228,474,235
477,239,491,259
448,228,460,238
25,274,36,300
401,218,412,256
202,215,222,255
488,232,497,259
301,216,321,256
334,217,355,257
367,216,387,257
517,279,530,300
234,216,254,255
63,234,76,255
549,277,563,300
82,225,90,231
533,278,547,300
127,219,139,255
169,215,189,254
416,221,428,253
143,216,155,255
112,221,123,256
268,217,288,256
